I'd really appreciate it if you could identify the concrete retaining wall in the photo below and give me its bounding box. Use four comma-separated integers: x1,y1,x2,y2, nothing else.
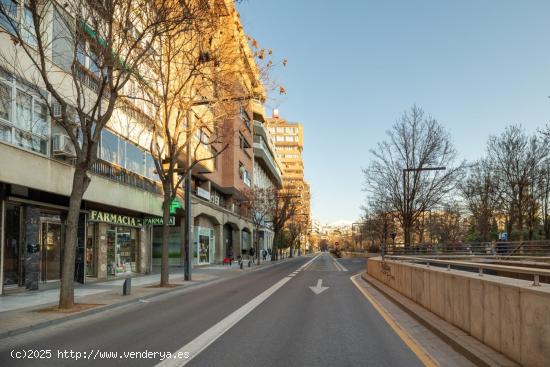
367,257,550,367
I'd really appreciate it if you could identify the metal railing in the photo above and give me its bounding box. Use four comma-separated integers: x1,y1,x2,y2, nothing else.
384,255,550,286
385,240,550,258
91,159,161,194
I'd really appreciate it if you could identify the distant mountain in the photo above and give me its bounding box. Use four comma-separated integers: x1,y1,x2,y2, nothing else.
328,219,353,228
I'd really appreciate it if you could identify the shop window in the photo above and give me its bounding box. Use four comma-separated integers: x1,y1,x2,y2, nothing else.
106,226,138,276
3,203,22,286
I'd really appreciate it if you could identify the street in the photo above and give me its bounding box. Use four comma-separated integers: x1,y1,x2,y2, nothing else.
0,254,422,367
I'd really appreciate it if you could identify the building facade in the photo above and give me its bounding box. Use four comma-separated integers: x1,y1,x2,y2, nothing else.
0,0,267,294
266,111,311,251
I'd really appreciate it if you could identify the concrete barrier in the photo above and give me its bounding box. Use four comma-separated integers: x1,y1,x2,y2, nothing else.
367,257,550,367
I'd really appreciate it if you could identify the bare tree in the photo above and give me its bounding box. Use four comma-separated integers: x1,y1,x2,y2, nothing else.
458,160,500,241
0,0,180,309
270,189,298,260
143,1,248,286
243,187,275,264
363,106,464,248
486,125,550,240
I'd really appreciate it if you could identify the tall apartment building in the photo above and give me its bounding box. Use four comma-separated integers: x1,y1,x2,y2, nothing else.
0,0,267,294
266,112,311,240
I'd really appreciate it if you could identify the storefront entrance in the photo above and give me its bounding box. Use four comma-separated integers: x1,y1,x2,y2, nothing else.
3,203,22,287
194,226,215,265
40,221,62,282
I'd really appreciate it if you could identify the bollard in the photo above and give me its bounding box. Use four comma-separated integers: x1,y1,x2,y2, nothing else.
240,261,243,270
248,260,251,267
123,277,132,295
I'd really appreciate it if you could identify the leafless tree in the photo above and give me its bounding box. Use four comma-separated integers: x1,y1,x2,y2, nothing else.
142,1,259,286
458,160,501,241
0,0,180,309
363,105,464,248
270,189,299,260
243,187,275,265
486,125,550,240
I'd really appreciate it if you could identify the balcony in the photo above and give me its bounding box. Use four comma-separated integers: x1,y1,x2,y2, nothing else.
91,159,161,195
253,134,283,187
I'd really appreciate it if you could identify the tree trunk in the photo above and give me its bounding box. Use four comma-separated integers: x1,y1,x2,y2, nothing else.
272,231,279,261
59,167,90,309
403,216,413,250
255,228,260,265
160,196,171,287
289,242,294,258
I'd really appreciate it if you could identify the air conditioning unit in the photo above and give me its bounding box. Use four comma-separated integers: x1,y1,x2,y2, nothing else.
52,134,76,158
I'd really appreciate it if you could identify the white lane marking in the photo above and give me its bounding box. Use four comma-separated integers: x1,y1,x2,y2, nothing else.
332,258,348,272
309,278,329,295
156,254,321,367
337,261,348,272
288,274,295,277
156,277,292,367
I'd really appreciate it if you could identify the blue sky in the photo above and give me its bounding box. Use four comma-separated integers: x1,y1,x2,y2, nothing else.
237,0,550,224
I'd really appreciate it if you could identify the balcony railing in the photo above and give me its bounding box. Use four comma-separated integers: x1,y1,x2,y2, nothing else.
91,159,161,194
254,135,282,176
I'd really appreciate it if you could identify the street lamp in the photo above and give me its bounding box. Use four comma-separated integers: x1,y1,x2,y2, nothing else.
402,166,446,251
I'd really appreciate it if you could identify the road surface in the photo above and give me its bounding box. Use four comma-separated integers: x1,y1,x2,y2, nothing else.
0,253,423,367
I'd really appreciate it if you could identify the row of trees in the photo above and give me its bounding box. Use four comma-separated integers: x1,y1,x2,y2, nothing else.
244,187,309,262
0,0,281,309
362,105,550,248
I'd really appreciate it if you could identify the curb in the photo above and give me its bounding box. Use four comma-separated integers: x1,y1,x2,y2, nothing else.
360,272,519,367
0,256,304,340
0,276,224,340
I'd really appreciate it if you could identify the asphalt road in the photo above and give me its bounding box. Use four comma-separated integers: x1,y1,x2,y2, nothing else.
0,253,422,367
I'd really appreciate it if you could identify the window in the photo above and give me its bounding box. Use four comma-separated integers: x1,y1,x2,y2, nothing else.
52,7,73,70
0,71,49,155
117,139,126,167
126,142,145,175
239,133,250,150
0,0,17,34
145,152,158,181
21,3,37,48
0,81,11,121
100,129,118,163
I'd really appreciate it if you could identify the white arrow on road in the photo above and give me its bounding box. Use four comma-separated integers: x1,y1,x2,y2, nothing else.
309,278,329,295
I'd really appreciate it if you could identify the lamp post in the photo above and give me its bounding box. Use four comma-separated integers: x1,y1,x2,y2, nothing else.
402,166,446,250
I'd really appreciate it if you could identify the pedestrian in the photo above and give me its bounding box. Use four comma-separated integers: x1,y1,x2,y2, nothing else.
262,249,267,261
249,246,255,260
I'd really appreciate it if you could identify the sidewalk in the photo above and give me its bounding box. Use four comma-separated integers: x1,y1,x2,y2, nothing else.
0,257,296,339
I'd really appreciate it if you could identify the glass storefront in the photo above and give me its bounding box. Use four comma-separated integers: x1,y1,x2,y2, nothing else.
3,203,22,287
106,225,138,276
40,220,61,282
2,203,70,288
152,226,181,266
86,223,96,278
194,226,215,265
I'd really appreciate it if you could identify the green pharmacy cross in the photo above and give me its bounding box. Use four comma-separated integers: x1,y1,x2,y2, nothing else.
170,199,182,215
